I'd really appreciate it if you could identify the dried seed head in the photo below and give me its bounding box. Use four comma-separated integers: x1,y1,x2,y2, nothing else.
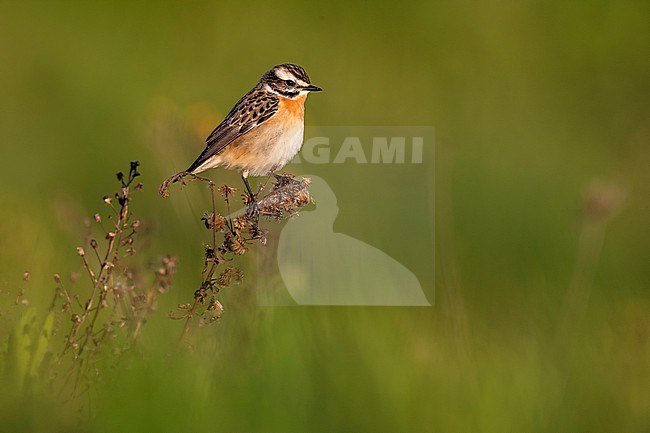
162,255,177,266
130,161,140,177
22,272,30,281
208,299,224,316
94,213,102,223
583,182,626,221
257,175,312,219
90,239,98,249
53,273,61,283
258,229,268,246
76,247,85,257
103,196,112,205
242,191,255,206
213,215,227,232
224,233,247,255
216,267,243,288
217,184,237,198
202,212,226,231
233,215,250,230
204,246,216,259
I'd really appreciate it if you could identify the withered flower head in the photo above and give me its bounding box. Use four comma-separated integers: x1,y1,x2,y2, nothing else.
257,174,312,219
217,184,237,199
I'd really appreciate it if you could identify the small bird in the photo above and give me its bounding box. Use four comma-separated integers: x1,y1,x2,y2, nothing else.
185,63,322,198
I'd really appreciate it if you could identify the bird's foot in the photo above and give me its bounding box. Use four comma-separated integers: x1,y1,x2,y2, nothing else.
245,199,260,217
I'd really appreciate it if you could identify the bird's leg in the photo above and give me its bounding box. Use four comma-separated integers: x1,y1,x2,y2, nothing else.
240,174,261,239
241,174,260,217
242,174,256,203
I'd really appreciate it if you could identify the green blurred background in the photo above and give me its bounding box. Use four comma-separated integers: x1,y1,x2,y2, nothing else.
1,1,649,431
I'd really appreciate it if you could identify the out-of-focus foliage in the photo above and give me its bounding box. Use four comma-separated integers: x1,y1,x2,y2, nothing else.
0,1,648,432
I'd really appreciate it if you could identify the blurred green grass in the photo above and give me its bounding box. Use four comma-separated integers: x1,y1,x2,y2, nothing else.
1,1,649,432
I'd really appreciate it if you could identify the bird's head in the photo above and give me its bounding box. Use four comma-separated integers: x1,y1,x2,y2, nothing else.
261,64,322,99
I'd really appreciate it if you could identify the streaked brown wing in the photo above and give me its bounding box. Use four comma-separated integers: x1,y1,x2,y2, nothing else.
186,89,279,173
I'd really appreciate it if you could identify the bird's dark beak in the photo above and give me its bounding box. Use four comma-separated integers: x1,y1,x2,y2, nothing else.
303,84,322,92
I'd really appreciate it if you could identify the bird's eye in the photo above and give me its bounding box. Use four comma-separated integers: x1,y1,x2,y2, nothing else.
285,80,296,87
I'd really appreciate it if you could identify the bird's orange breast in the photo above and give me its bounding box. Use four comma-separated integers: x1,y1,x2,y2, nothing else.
260,94,306,129
278,94,306,118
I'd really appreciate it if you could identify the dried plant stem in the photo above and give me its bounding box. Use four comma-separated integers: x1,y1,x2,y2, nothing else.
209,182,218,249
180,180,218,343
540,182,626,432
179,298,200,344
162,171,311,339
48,162,176,401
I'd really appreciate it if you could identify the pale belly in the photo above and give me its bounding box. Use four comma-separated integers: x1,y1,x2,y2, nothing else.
194,96,308,176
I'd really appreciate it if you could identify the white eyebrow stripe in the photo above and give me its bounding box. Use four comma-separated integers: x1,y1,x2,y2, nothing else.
274,69,294,80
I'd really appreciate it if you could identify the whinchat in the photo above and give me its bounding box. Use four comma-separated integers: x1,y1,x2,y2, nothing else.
185,63,321,197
